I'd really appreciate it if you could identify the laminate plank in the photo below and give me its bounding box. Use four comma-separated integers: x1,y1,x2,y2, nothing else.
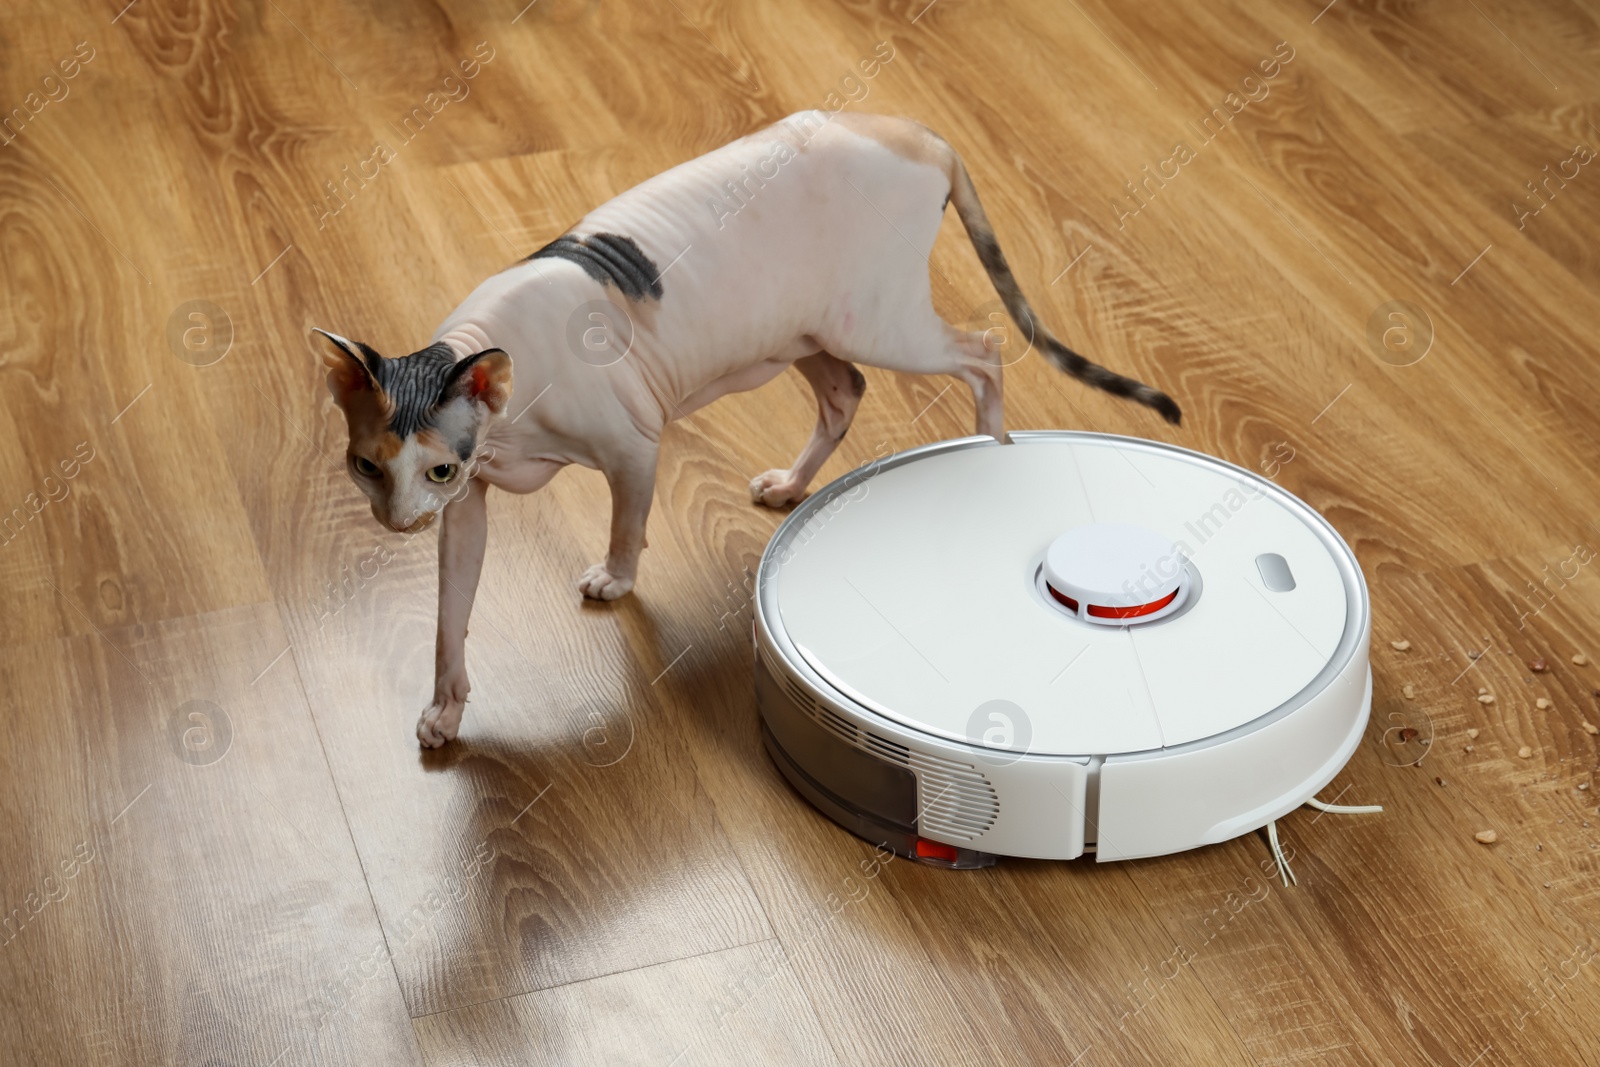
0,603,422,1066
412,940,842,1067
259,493,776,1017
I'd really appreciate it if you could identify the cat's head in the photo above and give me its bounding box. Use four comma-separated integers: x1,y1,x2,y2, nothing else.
313,329,513,532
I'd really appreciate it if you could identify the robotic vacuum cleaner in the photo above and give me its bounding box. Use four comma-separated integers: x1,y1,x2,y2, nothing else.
753,432,1371,868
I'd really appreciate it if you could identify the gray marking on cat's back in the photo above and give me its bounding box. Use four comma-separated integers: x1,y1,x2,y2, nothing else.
527,232,663,301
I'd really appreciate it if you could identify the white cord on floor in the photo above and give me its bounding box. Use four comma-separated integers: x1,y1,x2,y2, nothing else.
1303,796,1384,814
1267,819,1297,887
1264,795,1382,889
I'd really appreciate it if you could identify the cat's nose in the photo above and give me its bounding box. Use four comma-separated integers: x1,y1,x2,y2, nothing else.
395,512,436,534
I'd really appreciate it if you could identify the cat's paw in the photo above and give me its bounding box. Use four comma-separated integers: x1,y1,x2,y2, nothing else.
417,694,466,748
749,469,806,508
579,563,634,601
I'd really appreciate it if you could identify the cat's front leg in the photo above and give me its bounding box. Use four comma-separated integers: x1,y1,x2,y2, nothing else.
577,444,659,601
418,475,489,747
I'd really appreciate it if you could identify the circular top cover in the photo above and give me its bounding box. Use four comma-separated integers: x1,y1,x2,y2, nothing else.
1043,522,1183,611
763,434,1363,757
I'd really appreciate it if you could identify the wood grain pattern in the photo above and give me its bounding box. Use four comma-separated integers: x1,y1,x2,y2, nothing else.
412,940,842,1067
3,0,1600,1064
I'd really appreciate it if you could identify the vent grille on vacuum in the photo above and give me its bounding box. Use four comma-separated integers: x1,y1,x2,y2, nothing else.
764,646,999,841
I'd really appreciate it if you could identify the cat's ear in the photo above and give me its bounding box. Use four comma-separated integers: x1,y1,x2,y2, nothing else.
438,348,514,416
312,328,382,409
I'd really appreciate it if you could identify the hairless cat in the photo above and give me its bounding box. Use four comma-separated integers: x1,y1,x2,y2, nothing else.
313,110,1179,747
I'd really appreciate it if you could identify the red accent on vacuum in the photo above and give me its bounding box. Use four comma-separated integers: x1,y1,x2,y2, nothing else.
1045,582,1179,620
914,838,961,862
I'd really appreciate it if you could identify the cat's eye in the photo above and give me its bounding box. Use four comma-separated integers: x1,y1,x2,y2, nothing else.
352,455,380,478
427,464,458,483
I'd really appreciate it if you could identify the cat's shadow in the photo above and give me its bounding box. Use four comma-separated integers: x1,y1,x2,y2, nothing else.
388,586,789,1010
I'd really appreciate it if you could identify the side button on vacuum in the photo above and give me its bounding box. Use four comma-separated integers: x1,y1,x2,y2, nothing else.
1255,552,1296,592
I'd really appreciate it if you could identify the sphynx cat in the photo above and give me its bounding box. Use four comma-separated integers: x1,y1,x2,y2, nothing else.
313,110,1180,747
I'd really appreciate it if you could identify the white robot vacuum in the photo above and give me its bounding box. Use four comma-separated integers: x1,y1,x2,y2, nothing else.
753,432,1372,868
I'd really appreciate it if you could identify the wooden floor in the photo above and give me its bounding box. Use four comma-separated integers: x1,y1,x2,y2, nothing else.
3,0,1600,1063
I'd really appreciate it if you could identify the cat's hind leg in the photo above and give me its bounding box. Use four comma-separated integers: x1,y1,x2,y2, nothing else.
831,304,1005,442
750,351,867,507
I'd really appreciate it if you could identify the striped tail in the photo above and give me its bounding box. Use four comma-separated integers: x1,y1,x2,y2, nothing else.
945,156,1181,425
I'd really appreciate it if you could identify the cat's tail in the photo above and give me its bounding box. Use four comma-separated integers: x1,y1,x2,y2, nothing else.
944,152,1181,425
